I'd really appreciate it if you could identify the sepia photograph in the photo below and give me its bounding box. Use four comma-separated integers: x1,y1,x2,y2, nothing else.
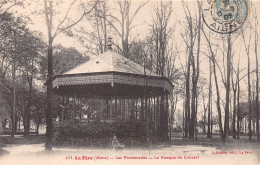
0,0,260,165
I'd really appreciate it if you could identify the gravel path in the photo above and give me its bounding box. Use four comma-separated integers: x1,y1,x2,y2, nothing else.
1,143,259,164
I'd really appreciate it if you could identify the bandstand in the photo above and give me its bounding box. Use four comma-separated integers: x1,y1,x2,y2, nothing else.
52,49,174,147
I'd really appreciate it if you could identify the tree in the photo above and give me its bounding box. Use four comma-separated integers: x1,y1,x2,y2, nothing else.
252,5,259,142
181,0,202,138
202,26,224,142
0,11,44,138
231,57,240,139
190,1,201,139
223,33,232,142
241,26,252,141
72,0,109,55
43,0,97,151
207,55,212,138
0,75,10,134
91,0,108,54
0,0,23,16
0,12,30,81
181,0,193,138
237,65,241,139
149,0,174,141
32,92,46,135
18,32,45,136
40,45,89,78
97,0,148,58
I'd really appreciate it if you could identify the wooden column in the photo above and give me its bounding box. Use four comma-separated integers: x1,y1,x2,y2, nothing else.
153,96,156,128
72,94,76,148
141,97,144,120
147,96,151,146
156,96,160,133
106,98,109,118
73,95,75,125
153,96,156,122
119,99,122,117
166,94,169,141
61,95,65,125
77,97,80,120
127,98,130,120
115,97,117,119
135,98,138,120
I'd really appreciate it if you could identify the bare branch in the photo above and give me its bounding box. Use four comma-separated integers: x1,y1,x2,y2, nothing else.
53,0,98,39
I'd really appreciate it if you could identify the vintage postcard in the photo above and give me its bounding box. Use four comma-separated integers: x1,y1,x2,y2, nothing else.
0,0,260,165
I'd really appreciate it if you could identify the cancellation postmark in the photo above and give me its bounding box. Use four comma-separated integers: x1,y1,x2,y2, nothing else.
202,0,248,34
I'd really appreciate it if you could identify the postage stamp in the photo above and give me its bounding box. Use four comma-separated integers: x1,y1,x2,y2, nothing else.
202,0,248,34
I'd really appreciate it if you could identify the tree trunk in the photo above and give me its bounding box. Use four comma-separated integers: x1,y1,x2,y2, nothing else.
44,0,54,151
245,118,247,134
232,89,237,139
224,34,231,141
182,92,185,138
26,74,33,137
14,112,17,134
36,122,40,136
190,81,197,138
45,40,54,151
207,58,212,138
213,57,224,142
210,94,213,138
11,62,16,140
202,96,206,134
202,26,223,141
254,10,259,142
190,2,201,139
256,66,259,142
231,54,238,139
237,68,240,139
248,47,252,141
166,94,169,142
185,56,191,138
0,79,3,134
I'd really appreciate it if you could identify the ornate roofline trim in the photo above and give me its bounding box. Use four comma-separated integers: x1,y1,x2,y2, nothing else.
54,71,173,85
53,72,174,93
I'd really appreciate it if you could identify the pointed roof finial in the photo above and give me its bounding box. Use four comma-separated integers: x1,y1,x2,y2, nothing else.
107,36,113,50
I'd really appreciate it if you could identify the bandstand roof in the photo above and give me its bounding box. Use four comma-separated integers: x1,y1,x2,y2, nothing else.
53,50,174,97
64,50,158,76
